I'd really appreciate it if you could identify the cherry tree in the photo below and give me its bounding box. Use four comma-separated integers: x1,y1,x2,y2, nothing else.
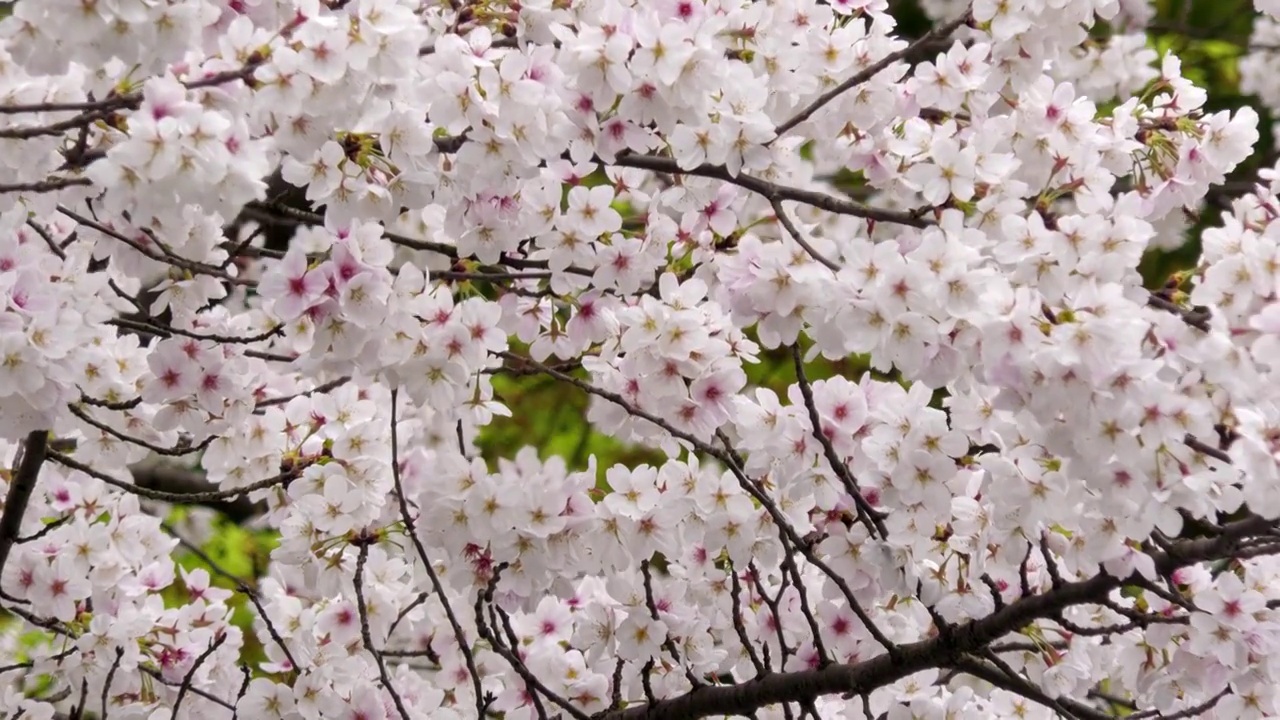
3,0,1280,718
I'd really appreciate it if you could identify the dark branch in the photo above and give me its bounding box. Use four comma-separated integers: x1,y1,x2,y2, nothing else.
0,431,50,581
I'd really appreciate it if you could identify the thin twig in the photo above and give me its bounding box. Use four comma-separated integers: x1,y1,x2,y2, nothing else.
388,389,487,715
48,451,291,504
608,153,929,228
170,633,228,720
771,198,841,271
160,522,298,672
772,9,973,140
100,647,124,720
354,540,413,720
790,346,888,538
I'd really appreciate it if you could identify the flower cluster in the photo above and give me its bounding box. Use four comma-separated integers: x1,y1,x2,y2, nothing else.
85,73,275,224
0,223,111,439
582,273,755,446
0,439,245,719
5,0,1280,719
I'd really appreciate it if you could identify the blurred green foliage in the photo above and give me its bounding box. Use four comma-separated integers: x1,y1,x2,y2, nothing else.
161,510,280,672
1138,0,1270,283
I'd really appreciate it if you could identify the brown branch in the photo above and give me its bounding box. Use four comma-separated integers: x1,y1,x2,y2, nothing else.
790,346,888,537
388,389,487,714
48,451,287,509
1183,433,1231,464
161,522,297,670
598,514,1275,720
0,109,117,140
57,206,251,286
498,350,899,657
68,404,214,458
353,540,413,720
241,199,591,276
1146,293,1210,332
25,219,66,260
169,632,227,720
134,461,264,517
106,316,296,363
1128,687,1230,719
771,8,973,140
0,99,116,115
641,558,705,688
770,199,841,271
472,563,585,720
728,562,768,675
951,656,1111,720
131,464,266,521
606,152,930,228
100,647,124,720
0,176,93,194
145,466,265,521
0,56,264,127
0,431,51,583
254,376,351,411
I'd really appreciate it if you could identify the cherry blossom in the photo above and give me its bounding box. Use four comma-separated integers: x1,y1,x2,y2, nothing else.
3,0,1280,719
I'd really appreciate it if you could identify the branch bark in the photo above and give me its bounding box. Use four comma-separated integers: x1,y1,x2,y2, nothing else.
49,452,280,521
606,153,931,228
598,515,1272,720
771,8,974,140
130,463,265,522
0,430,50,579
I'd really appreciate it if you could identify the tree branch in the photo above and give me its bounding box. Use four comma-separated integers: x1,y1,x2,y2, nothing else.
48,451,288,511
790,346,888,538
131,463,265,521
0,431,50,580
606,153,930,228
771,199,841,271
600,514,1276,720
951,656,1111,720
771,8,974,140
